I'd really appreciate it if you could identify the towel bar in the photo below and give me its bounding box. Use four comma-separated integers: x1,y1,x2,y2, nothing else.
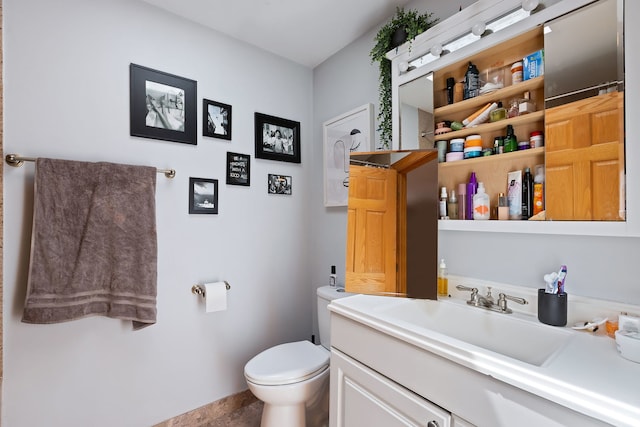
192,282,231,297
5,154,176,178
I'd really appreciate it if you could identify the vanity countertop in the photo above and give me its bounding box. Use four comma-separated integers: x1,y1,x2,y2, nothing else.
329,292,640,427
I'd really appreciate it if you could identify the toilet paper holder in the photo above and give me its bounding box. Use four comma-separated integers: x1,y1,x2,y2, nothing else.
192,281,231,297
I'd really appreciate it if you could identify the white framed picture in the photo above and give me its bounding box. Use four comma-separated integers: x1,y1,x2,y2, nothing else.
323,103,374,207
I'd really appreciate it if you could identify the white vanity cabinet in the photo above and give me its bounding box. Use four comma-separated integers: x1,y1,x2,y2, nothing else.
328,305,612,427
331,349,453,427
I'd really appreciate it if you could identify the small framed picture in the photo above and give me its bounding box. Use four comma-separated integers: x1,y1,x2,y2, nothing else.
203,99,232,140
255,112,301,163
226,152,250,186
130,63,197,145
189,178,219,214
268,174,292,195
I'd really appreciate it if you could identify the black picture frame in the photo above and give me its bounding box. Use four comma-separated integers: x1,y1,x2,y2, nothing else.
255,112,301,163
203,99,232,140
130,63,197,145
268,174,292,195
226,152,250,186
189,178,219,214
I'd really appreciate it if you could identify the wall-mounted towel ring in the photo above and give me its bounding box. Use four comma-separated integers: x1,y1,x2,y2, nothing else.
192,281,231,298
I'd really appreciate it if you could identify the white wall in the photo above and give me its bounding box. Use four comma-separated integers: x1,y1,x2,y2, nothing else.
3,0,314,425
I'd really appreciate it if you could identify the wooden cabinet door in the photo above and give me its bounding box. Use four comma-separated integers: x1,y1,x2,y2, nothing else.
345,165,398,295
545,91,624,220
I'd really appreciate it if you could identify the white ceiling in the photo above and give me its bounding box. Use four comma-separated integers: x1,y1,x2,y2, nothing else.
140,0,415,68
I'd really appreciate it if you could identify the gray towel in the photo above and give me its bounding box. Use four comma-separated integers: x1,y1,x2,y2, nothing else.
22,158,158,330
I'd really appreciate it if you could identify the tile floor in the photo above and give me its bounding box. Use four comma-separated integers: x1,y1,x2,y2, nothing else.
205,400,263,427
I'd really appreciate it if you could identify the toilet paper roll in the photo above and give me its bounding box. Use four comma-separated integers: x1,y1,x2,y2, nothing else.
204,281,228,312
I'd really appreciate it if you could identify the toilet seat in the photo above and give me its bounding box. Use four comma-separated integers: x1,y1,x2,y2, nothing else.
244,341,329,386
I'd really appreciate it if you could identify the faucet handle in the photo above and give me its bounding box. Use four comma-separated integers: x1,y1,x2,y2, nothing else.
456,285,479,304
497,293,529,313
456,285,477,293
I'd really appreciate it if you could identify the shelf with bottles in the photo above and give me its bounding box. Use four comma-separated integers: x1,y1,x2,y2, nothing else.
434,76,544,122
438,147,544,221
434,110,544,142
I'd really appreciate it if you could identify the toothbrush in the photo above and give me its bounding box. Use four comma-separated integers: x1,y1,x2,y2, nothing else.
556,265,567,294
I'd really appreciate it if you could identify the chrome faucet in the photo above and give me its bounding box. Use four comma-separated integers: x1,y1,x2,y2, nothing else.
456,285,528,314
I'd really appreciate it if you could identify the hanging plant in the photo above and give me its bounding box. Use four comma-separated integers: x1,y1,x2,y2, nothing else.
370,7,438,149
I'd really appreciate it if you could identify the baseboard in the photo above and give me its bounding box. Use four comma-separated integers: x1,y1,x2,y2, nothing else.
153,389,259,426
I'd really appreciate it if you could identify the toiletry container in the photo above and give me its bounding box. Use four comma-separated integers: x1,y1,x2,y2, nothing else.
511,61,523,84
439,187,448,219
466,172,478,220
244,286,355,427
489,102,507,122
498,193,509,220
329,266,337,287
533,165,545,215
438,259,448,297
521,167,533,219
458,183,467,220
473,182,490,220
464,62,480,99
503,125,518,153
448,189,458,220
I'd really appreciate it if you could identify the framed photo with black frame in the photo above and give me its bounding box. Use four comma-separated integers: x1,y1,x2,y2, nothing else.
189,177,219,214
226,152,250,186
267,174,292,195
254,112,301,163
203,99,232,140
130,63,197,145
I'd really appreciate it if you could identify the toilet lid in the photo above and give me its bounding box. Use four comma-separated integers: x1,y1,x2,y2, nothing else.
244,341,329,386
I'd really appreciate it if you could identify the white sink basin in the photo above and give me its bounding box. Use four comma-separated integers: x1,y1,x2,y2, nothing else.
376,298,572,366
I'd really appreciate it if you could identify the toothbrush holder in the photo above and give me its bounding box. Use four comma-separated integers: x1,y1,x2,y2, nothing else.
537,289,567,326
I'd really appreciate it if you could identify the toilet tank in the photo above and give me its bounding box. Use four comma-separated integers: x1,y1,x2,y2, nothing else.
317,286,355,350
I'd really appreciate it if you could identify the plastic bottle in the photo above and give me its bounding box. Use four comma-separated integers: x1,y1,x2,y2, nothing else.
511,61,523,84
466,172,478,220
437,259,449,297
473,182,490,220
464,62,480,99
329,265,337,288
521,167,533,219
439,187,448,219
498,192,509,220
503,124,518,153
448,189,458,220
533,165,545,215
458,183,467,220
446,77,456,104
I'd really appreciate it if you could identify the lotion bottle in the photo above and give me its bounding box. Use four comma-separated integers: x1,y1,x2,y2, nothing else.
473,182,490,220
438,259,449,297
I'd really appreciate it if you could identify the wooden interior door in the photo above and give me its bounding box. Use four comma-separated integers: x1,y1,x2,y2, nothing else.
345,165,398,295
545,91,625,220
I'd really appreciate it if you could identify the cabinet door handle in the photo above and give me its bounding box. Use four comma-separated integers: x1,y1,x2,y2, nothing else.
427,421,439,427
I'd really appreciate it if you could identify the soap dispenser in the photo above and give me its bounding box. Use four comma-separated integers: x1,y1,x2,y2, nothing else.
473,182,490,220
438,259,448,297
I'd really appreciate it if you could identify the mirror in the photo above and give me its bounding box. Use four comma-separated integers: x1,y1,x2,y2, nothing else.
345,149,438,299
396,0,625,222
399,73,434,150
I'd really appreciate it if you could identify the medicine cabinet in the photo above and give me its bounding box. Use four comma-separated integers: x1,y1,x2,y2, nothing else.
389,0,632,237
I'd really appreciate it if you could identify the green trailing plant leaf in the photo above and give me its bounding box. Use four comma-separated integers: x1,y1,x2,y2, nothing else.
370,7,438,149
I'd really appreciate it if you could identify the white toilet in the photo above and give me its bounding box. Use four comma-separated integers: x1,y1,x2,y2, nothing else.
244,285,353,427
